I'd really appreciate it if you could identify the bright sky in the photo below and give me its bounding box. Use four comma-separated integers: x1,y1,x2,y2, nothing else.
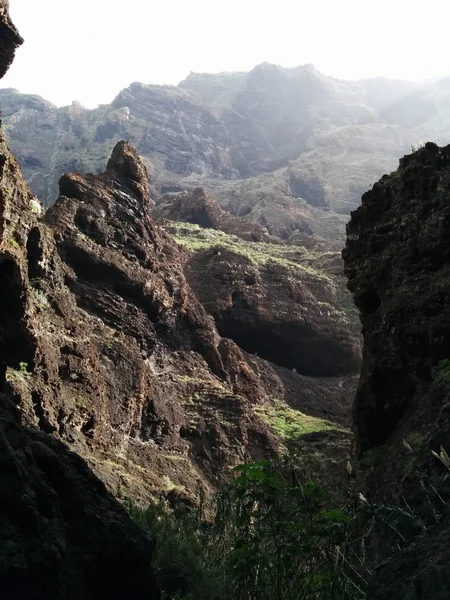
1,0,448,108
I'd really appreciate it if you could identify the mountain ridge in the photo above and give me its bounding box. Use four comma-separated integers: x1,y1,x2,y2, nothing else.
1,61,444,225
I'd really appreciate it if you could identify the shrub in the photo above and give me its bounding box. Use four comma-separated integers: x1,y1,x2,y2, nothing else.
127,459,371,600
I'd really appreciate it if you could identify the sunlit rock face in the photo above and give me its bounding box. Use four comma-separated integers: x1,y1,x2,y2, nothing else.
0,4,162,597
1,59,431,244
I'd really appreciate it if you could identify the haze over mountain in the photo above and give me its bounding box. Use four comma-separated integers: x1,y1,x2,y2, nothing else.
2,61,450,247
1,0,449,108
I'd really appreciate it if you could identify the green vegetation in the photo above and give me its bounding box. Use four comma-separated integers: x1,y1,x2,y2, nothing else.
5,361,31,383
438,359,450,382
32,288,50,309
19,361,28,374
127,457,426,600
167,221,334,283
127,460,367,600
9,236,19,249
74,395,88,408
254,401,344,440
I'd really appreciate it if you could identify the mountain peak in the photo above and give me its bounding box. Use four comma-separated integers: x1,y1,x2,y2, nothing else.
106,140,150,204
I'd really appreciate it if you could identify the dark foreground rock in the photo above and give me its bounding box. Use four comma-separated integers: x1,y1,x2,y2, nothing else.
344,142,450,599
0,0,22,78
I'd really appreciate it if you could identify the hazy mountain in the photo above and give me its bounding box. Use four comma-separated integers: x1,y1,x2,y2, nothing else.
1,63,450,240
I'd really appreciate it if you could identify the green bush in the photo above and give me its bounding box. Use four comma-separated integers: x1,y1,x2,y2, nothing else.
126,459,374,600
125,499,224,600
127,448,450,599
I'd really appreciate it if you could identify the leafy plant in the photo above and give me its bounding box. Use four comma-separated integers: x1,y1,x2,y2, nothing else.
127,460,372,600
438,359,450,382
19,361,28,374
215,461,364,600
125,498,224,600
127,444,450,600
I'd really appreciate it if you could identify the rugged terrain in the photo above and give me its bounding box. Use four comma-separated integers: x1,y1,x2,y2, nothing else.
0,2,161,597
344,142,450,599
4,63,450,245
0,9,363,597
5,0,450,595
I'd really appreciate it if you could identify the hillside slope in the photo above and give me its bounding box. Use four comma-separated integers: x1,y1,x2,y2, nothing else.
3,64,449,244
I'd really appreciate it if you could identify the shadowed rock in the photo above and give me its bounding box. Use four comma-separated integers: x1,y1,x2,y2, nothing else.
0,0,23,79
344,142,450,599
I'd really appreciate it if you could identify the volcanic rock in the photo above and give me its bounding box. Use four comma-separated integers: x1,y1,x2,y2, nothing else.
344,142,450,599
0,4,160,596
153,186,277,242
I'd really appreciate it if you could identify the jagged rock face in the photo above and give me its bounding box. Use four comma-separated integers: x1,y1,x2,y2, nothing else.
153,187,277,242
343,142,450,599
344,142,450,456
185,246,360,377
9,133,356,514
14,141,284,507
0,0,22,78
112,83,236,177
0,6,159,597
157,193,361,380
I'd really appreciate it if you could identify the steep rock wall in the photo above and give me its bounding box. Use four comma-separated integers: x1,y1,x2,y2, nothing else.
344,142,450,599
0,3,160,596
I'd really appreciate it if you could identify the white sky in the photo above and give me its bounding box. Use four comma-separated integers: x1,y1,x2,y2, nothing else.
1,0,449,108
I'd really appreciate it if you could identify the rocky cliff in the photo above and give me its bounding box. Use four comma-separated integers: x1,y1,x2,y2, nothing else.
344,142,450,599
0,2,160,597
0,6,364,594
153,186,279,242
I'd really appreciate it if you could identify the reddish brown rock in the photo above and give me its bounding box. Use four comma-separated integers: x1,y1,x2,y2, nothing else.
14,140,280,503
185,245,360,377
153,186,278,242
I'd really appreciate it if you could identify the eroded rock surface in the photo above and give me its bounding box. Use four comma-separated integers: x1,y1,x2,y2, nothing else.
185,246,359,377
13,140,285,505
344,142,450,457
153,186,277,242
0,4,159,596
344,142,450,599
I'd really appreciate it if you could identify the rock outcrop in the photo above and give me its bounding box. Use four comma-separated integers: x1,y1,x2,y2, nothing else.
344,142,450,458
343,142,450,599
155,189,360,377
184,243,359,378
12,138,285,505
0,0,22,78
153,187,277,242
0,3,160,596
